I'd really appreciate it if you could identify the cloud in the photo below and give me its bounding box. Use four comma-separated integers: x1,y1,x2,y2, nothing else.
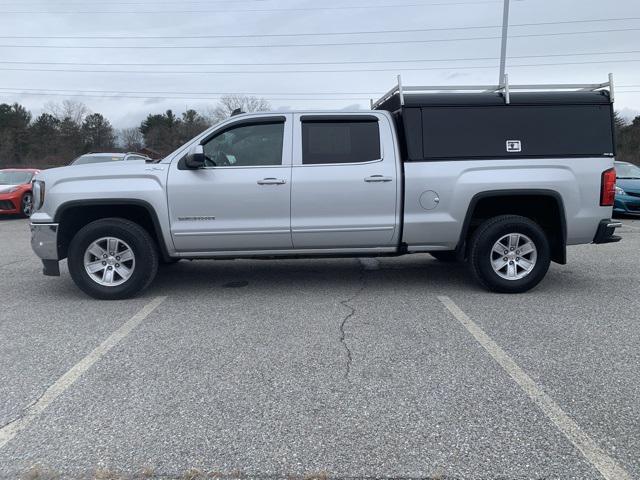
341,103,365,111
445,72,472,81
619,107,640,123
2,0,639,127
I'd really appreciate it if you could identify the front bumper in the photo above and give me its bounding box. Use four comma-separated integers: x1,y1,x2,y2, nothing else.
30,223,61,276
614,195,640,216
0,193,20,214
593,219,622,244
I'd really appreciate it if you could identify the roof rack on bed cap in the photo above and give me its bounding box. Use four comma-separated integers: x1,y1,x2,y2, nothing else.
370,73,615,111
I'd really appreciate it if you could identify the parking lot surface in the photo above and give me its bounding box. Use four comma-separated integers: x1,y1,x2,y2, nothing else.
0,216,639,479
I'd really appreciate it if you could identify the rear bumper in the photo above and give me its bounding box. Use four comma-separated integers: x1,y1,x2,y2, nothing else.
30,223,61,276
593,219,622,244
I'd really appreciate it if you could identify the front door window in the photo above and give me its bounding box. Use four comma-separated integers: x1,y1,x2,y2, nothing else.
202,122,284,167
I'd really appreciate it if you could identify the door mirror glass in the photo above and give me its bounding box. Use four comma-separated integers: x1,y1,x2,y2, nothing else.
184,144,206,169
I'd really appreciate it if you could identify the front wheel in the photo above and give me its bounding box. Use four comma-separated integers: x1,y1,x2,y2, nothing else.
469,215,550,293
21,192,33,217
67,218,159,300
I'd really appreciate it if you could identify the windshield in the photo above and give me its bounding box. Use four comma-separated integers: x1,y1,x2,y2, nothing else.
71,155,124,165
0,170,33,185
616,163,640,179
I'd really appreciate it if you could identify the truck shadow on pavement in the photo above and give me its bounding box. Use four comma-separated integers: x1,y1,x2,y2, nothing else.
0,214,25,221
150,258,470,292
144,257,592,298
44,256,596,301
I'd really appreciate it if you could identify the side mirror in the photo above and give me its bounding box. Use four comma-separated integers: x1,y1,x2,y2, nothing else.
184,144,206,169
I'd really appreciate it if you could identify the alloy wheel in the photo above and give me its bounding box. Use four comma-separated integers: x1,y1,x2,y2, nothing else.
490,233,537,281
83,237,136,287
22,193,33,217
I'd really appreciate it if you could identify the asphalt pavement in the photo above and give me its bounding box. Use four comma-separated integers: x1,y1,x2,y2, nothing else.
0,216,638,479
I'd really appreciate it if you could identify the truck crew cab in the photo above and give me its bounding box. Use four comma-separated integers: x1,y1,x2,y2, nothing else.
30,77,621,299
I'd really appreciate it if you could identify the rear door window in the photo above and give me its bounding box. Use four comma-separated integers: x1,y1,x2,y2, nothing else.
301,120,380,165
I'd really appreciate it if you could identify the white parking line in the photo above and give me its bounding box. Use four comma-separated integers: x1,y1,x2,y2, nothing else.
437,296,631,480
0,296,167,449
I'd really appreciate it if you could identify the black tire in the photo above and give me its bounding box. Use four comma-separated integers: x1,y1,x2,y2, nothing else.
469,215,551,294
430,251,458,262
21,192,33,218
67,218,159,300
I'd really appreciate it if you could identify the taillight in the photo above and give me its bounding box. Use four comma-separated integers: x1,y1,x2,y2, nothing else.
600,168,616,206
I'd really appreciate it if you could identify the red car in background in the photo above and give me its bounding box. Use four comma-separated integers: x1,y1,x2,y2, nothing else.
0,168,40,217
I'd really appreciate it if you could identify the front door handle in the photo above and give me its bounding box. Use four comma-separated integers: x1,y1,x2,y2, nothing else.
364,175,393,183
257,178,286,185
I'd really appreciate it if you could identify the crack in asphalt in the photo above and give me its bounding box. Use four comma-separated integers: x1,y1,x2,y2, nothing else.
338,260,367,380
621,294,640,306
0,394,40,432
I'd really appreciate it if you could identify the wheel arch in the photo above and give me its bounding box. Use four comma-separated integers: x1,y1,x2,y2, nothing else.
54,199,170,262
457,189,567,264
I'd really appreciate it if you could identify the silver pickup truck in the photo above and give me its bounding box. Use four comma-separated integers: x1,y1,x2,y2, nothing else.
30,79,621,299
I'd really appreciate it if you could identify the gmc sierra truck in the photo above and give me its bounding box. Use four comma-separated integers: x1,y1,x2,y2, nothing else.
30,78,622,299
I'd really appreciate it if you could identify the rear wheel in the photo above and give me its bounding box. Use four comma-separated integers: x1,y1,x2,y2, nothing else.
21,192,33,217
469,215,550,293
68,218,158,300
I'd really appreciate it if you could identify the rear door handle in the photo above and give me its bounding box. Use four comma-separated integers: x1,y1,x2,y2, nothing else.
364,175,393,183
257,178,286,185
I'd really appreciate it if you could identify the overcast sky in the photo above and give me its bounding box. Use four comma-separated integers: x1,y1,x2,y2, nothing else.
1,0,639,128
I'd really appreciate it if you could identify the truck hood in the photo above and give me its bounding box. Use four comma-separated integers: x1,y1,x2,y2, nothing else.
35,160,149,184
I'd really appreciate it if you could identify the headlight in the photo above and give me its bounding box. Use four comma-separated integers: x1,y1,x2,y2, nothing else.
615,186,626,196
32,180,45,210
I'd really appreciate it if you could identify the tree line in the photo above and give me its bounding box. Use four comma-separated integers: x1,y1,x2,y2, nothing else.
1,98,639,168
0,95,270,168
615,113,640,166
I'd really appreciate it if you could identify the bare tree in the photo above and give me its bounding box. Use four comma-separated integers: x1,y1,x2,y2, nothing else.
45,99,91,125
118,127,144,151
206,95,271,124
